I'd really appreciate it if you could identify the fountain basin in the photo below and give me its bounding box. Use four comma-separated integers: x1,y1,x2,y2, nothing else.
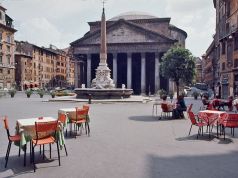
74,88,133,99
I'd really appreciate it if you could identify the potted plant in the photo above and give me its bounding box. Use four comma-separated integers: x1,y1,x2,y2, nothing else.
37,89,45,98
168,91,174,100
192,91,199,100
50,90,56,98
158,89,167,99
8,89,16,98
25,89,33,98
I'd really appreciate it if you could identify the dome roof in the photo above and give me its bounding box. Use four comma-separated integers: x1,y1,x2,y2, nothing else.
109,11,158,21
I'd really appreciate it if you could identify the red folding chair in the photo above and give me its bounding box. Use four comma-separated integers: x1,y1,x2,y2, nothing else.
187,111,207,139
198,112,218,138
58,113,68,156
2,116,23,168
32,120,60,172
71,108,88,137
220,113,238,140
83,105,90,136
161,103,173,119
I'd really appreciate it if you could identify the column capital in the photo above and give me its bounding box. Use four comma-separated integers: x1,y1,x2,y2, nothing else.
141,52,146,58
127,52,132,58
155,52,159,58
87,53,91,59
112,53,117,58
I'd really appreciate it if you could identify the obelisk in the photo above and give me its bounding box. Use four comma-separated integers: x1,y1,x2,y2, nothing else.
91,7,114,89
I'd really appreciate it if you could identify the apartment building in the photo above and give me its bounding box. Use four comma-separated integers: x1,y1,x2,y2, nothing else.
214,0,238,97
0,5,16,89
15,41,75,90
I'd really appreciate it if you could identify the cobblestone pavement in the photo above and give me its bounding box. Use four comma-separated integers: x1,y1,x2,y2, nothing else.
0,93,238,178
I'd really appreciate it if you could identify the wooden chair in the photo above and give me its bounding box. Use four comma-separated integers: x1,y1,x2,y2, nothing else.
2,116,23,168
32,120,60,172
83,105,90,136
71,108,88,137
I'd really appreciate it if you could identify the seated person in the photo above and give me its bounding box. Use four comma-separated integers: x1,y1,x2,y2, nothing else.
202,94,210,109
224,96,233,111
212,95,225,110
173,95,187,119
161,95,174,111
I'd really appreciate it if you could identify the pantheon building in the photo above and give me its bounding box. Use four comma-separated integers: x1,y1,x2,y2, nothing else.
70,12,187,95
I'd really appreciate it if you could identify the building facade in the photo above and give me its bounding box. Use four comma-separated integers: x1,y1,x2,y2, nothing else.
70,12,187,95
213,0,238,97
203,40,219,90
15,41,75,90
195,57,203,83
0,5,16,89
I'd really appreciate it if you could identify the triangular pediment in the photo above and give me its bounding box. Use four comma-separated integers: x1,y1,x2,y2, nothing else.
72,20,175,45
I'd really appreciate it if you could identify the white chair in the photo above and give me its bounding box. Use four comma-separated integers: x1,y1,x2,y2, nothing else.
152,97,161,116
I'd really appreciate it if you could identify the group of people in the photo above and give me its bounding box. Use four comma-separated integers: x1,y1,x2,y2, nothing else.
202,94,234,111
161,95,187,119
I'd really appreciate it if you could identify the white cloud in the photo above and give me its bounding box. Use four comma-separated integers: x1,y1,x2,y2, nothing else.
16,18,63,47
4,0,215,56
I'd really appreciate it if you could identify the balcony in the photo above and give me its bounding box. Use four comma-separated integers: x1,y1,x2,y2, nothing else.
0,63,15,69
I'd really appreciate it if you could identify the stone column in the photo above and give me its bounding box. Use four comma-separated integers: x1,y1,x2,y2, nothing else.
87,54,91,88
154,53,160,92
74,60,78,88
127,53,132,89
113,53,117,87
141,53,146,94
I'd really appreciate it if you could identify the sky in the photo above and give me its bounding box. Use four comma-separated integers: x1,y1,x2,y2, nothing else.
2,0,216,57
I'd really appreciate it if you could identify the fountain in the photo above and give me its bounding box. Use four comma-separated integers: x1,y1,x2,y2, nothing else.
75,6,133,99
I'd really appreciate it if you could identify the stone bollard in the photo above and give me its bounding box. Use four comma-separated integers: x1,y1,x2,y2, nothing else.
88,94,92,104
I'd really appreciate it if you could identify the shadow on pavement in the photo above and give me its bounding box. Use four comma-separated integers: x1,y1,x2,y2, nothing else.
176,134,233,144
147,151,238,178
129,115,161,122
129,115,185,122
0,149,64,177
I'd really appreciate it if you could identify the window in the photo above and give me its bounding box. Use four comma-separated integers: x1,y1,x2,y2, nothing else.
235,35,238,50
226,23,230,34
222,62,226,70
0,32,2,41
7,56,10,64
227,1,231,17
7,46,10,52
8,69,10,74
0,69,2,73
0,56,2,63
0,11,2,20
235,59,238,68
222,41,226,54
6,35,11,43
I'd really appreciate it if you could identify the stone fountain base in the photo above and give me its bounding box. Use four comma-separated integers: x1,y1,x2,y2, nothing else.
74,88,133,99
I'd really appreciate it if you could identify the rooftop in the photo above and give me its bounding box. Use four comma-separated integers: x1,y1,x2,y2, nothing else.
109,11,158,21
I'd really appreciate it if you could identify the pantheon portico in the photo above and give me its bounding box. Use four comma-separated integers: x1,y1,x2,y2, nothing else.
70,12,187,95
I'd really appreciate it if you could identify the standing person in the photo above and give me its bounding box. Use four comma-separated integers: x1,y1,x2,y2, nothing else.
215,82,221,99
173,95,187,119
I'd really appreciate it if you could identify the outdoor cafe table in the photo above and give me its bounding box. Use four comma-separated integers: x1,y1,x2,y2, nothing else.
198,110,227,137
16,117,65,163
58,108,90,135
